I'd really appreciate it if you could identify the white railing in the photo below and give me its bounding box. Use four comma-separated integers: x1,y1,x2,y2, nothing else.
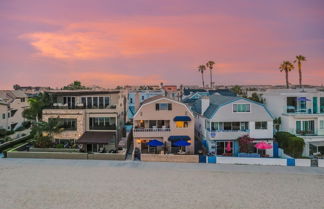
134,128,171,132
206,130,250,140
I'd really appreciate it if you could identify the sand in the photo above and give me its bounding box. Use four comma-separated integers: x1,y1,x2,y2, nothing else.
0,158,324,209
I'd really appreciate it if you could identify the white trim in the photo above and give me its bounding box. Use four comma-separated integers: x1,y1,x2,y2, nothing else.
133,97,194,118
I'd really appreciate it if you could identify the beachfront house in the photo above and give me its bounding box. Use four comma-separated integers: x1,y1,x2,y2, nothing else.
263,88,324,156
0,90,29,131
42,90,126,152
193,95,274,157
133,96,195,155
127,89,165,122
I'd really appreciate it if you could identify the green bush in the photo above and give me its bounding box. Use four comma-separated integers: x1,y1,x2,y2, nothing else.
275,132,305,158
33,135,53,148
15,126,25,132
55,144,64,148
22,121,31,129
0,129,7,137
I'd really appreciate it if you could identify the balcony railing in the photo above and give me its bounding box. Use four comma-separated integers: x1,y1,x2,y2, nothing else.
48,103,117,110
134,128,171,132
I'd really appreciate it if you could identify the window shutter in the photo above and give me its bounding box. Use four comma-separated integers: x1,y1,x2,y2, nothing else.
156,103,159,110
168,103,172,110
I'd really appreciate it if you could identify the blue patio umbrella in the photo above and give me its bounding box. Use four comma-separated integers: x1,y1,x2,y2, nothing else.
174,140,191,147
147,139,163,147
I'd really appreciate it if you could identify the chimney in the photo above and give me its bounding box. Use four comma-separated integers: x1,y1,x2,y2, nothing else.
201,96,210,114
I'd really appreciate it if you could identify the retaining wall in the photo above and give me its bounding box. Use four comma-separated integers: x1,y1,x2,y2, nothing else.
214,157,287,166
29,148,79,152
141,154,199,163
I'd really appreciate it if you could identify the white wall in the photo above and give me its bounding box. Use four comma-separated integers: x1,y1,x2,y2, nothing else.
249,121,274,139
318,159,324,168
295,159,311,167
216,157,286,166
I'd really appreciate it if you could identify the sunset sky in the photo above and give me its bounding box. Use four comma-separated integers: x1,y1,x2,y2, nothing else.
0,0,323,89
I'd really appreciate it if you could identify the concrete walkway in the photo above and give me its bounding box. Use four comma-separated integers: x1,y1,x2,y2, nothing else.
1,158,324,209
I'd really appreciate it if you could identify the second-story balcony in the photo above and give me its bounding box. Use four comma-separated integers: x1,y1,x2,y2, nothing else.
206,129,250,140
49,103,117,110
134,127,171,132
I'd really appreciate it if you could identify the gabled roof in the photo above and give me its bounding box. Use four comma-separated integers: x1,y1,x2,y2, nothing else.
0,90,27,103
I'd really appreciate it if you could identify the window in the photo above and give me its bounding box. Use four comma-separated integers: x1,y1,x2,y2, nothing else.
2,113,5,119
87,97,92,108
296,120,315,134
81,97,86,108
89,117,116,130
176,121,188,128
320,97,324,113
63,96,75,108
211,122,249,131
93,97,98,108
63,119,77,131
156,103,172,111
255,122,267,130
142,96,145,101
20,98,25,102
104,97,110,108
130,98,133,104
320,120,324,129
7,112,10,118
233,104,250,112
99,97,104,108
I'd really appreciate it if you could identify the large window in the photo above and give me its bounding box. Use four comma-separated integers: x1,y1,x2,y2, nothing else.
89,117,116,130
320,120,324,129
255,121,267,130
320,97,324,113
296,120,315,135
2,113,5,119
82,96,109,108
233,104,250,112
63,96,75,109
63,119,77,131
211,122,249,131
176,121,189,128
156,103,172,111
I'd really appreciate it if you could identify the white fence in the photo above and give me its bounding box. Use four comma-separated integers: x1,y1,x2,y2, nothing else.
216,157,287,166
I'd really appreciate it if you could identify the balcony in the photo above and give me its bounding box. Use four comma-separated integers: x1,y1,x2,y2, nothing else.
134,128,171,132
206,129,250,140
133,127,171,138
48,103,117,110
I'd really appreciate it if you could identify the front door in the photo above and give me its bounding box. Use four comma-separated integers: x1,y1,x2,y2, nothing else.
87,144,92,153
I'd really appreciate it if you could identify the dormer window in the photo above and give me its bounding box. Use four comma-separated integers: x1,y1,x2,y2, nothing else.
156,103,172,111
233,104,250,112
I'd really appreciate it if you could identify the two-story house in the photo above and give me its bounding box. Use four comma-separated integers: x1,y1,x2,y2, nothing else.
0,90,29,131
42,90,126,152
263,88,324,156
193,95,274,156
133,96,195,154
127,90,165,122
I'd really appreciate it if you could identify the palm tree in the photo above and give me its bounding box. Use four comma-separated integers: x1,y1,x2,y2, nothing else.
198,65,206,87
206,61,215,88
279,61,294,89
294,55,306,88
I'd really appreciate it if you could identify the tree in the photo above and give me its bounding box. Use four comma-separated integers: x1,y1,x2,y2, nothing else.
294,55,306,89
13,84,21,90
279,61,294,89
198,65,206,88
22,92,52,122
248,93,263,103
206,61,215,88
63,81,88,90
32,118,64,148
230,85,246,97
238,135,254,153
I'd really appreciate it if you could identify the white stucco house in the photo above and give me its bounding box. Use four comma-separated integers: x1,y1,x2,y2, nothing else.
262,88,324,156
192,95,274,157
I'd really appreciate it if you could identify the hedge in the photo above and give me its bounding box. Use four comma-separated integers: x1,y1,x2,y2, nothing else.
275,132,305,158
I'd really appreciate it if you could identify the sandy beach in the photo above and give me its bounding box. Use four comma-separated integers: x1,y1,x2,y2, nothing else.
1,158,324,209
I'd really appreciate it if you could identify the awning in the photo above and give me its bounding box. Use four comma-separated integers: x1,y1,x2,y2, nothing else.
168,135,191,141
77,132,116,144
147,139,164,147
173,140,191,146
173,116,191,121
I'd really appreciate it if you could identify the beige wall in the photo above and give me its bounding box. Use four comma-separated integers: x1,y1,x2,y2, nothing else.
0,104,8,130
133,98,195,154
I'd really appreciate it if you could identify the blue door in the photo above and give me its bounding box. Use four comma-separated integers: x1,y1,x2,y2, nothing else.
273,141,279,158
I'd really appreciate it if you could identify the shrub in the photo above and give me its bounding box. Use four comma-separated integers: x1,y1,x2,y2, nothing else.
34,135,53,148
22,121,31,129
15,126,25,132
275,132,305,158
0,129,7,137
238,135,254,153
55,144,64,148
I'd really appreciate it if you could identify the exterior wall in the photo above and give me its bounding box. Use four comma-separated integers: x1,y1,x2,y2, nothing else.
8,98,29,130
141,154,198,163
0,104,9,130
43,109,86,140
133,98,195,154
